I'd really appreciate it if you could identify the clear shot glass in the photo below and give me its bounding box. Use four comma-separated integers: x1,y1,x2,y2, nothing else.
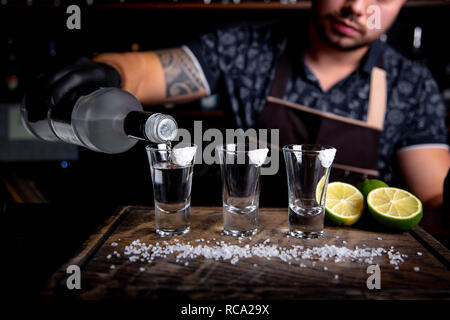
217,144,268,237
283,144,336,239
146,143,197,236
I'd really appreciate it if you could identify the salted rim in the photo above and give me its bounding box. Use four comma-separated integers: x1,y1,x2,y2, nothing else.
284,144,336,168
282,144,336,153
216,143,268,154
145,143,197,151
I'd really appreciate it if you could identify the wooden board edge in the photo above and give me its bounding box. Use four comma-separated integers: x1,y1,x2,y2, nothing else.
40,205,133,295
410,226,450,270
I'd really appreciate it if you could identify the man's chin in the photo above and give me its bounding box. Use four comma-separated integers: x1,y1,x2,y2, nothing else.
315,21,373,51
327,36,372,51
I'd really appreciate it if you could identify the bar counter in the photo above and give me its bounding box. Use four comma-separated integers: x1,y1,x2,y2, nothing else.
41,206,450,300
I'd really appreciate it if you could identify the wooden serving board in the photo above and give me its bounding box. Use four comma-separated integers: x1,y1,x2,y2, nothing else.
42,206,450,300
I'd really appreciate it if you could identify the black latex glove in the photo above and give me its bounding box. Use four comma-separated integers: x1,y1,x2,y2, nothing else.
23,56,122,122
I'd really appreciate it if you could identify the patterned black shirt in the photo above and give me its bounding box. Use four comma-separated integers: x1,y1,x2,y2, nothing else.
186,23,448,175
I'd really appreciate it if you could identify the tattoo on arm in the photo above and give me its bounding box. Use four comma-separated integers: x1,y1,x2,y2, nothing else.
155,48,206,98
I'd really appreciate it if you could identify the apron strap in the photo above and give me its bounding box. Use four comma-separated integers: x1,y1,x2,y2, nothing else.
366,66,387,131
268,39,292,99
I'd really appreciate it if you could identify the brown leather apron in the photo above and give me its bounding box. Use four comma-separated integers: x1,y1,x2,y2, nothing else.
257,41,387,186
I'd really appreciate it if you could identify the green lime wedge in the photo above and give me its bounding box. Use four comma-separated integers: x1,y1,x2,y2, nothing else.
367,187,423,231
324,182,365,226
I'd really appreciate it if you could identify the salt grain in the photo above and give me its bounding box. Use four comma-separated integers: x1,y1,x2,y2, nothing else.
110,265,115,270
111,242,118,247
377,237,383,241
417,252,423,256
414,266,420,272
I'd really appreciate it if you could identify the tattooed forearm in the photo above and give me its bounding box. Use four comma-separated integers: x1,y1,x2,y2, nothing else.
155,48,206,98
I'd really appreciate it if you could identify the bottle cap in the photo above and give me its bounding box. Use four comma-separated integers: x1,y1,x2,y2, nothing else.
145,113,178,143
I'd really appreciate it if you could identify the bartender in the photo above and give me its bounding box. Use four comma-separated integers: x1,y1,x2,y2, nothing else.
24,0,449,208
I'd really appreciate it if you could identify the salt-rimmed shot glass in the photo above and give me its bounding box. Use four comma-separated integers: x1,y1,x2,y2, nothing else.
283,144,336,239
217,143,268,237
146,143,197,237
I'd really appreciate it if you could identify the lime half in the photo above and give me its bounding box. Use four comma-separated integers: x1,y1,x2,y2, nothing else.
367,187,423,231
325,182,365,226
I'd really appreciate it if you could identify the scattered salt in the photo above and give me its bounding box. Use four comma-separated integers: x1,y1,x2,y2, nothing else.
377,237,383,241
106,254,112,260
414,266,420,272
334,275,339,280
139,267,145,272
110,265,115,270
417,252,423,256
115,238,409,270
111,242,118,247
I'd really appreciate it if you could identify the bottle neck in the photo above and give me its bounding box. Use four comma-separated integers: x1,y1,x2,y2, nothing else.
123,111,154,141
124,111,178,143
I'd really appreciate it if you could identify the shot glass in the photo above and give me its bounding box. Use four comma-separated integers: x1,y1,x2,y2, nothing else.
283,144,336,239
217,144,268,237
146,143,197,236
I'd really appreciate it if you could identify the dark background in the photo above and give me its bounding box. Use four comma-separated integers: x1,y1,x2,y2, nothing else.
0,0,449,298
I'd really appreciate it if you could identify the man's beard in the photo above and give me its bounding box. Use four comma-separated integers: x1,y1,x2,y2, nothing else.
312,13,373,51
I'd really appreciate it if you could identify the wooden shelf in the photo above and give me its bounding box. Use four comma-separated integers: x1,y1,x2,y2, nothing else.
93,2,312,10
2,0,450,10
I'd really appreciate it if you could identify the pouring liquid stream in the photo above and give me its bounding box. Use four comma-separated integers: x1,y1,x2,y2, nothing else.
166,140,172,163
